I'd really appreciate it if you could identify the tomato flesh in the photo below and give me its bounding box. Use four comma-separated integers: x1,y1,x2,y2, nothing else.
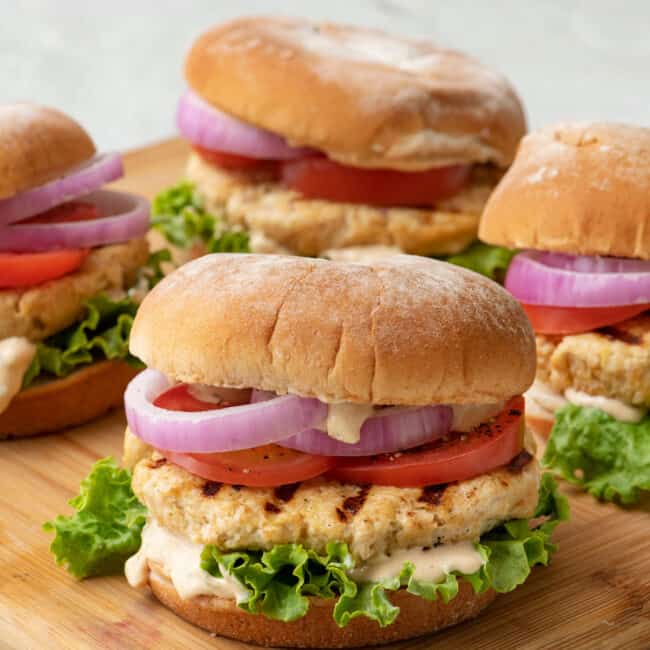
194,146,278,172
0,249,89,289
522,303,650,335
154,384,250,412
25,201,100,224
328,397,525,487
195,145,470,206
165,445,336,488
281,158,471,207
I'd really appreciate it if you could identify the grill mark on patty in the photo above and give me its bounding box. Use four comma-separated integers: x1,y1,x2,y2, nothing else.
274,483,301,502
201,481,222,497
596,325,643,346
265,502,281,514
418,483,449,506
342,485,370,515
506,450,534,474
336,485,370,522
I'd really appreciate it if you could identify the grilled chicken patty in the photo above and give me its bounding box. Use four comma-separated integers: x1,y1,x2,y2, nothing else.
0,239,149,341
536,312,650,407
186,153,497,257
130,447,539,562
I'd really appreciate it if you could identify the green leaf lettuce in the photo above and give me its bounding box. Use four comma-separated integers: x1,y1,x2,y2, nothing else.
44,458,147,579
151,181,249,253
543,403,650,504
23,293,142,388
445,242,518,283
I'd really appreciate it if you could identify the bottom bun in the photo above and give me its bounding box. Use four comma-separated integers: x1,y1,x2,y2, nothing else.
148,566,496,648
0,360,140,438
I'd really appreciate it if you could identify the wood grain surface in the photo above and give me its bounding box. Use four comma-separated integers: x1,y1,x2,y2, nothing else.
1,139,649,650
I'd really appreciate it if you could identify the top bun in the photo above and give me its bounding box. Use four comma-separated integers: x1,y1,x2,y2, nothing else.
479,122,650,259
185,17,526,171
0,103,95,199
130,254,535,405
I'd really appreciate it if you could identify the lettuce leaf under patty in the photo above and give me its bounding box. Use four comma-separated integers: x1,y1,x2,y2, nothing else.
444,242,518,283
202,474,568,627
22,293,142,388
44,458,146,579
543,404,650,504
151,181,250,253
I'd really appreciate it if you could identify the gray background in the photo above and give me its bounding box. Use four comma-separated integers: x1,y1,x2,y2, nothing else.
2,1,649,151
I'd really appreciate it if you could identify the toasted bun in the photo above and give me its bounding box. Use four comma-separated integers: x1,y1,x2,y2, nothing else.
479,122,650,259
148,566,495,648
0,103,95,199
130,254,536,405
0,361,139,438
185,17,526,171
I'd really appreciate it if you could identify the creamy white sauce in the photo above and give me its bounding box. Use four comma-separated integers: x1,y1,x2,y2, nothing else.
451,402,505,433
325,401,505,444
564,388,646,423
525,380,568,420
526,380,646,423
125,520,249,602
0,338,36,414
326,403,377,443
351,541,485,584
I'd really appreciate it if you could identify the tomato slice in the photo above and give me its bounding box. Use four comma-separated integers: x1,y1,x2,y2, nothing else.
194,146,279,172
25,201,100,224
165,444,335,488
281,158,471,207
328,397,525,487
154,383,251,412
0,249,89,289
522,303,650,335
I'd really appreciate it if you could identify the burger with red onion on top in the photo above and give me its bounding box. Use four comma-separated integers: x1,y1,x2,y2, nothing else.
480,121,650,504
0,103,152,437
46,254,567,647
151,16,525,277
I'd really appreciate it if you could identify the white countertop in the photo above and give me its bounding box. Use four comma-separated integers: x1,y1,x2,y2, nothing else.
2,0,649,151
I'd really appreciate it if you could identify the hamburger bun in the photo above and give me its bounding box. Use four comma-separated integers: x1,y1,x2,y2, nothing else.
0,103,95,200
479,122,650,259
148,565,496,648
185,17,526,171
0,360,139,438
130,254,536,405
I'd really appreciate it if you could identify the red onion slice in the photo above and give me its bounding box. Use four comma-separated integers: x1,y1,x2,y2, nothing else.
177,90,313,160
279,406,453,456
505,251,650,307
0,153,123,226
125,370,328,453
0,190,149,252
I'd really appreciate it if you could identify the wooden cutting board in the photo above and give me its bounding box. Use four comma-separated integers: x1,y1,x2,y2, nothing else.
1,139,649,650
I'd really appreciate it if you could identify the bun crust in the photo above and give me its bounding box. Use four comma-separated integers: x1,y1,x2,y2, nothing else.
185,17,526,171
0,103,95,199
479,122,650,259
0,361,139,438
130,254,536,405
148,566,496,648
